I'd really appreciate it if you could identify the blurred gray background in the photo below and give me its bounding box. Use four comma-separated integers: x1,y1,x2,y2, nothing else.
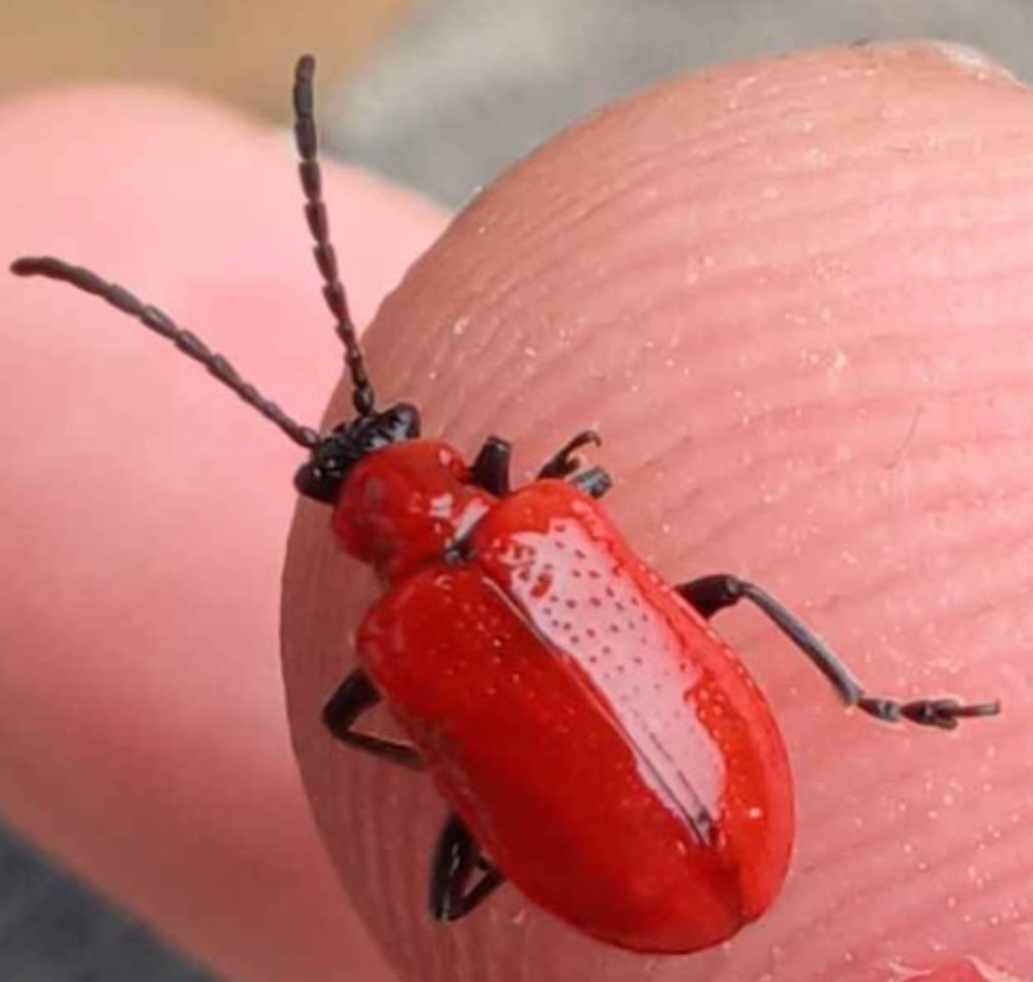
3,0,1030,979
331,0,1033,208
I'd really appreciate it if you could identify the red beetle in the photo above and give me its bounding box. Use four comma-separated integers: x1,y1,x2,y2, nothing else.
13,56,1000,954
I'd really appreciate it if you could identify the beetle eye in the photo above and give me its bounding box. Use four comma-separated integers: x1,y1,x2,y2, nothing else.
294,462,334,502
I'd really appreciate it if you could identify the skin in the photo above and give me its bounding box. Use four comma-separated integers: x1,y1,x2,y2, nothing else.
1,42,1030,982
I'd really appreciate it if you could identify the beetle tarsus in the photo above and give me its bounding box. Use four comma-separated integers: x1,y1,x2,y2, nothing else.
430,813,505,921
572,466,612,499
857,695,1002,730
538,429,602,479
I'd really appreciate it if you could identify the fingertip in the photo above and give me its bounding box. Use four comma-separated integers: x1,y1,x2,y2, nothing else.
285,45,1032,980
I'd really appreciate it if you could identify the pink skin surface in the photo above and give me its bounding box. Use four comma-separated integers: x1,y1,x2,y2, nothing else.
2,43,1031,982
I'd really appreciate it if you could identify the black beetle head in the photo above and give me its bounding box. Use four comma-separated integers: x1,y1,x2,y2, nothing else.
294,402,421,504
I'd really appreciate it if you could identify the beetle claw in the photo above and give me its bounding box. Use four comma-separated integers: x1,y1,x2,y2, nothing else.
858,695,1001,730
538,429,602,479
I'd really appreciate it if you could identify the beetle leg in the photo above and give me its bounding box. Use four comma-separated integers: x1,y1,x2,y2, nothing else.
571,466,613,499
322,668,424,769
470,436,512,496
538,430,611,498
676,574,1001,730
430,812,506,922
538,429,601,479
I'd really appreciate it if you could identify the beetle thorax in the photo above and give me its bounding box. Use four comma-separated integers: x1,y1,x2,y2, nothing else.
333,440,495,584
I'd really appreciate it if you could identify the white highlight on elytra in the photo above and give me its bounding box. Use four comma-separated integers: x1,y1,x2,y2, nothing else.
502,516,726,839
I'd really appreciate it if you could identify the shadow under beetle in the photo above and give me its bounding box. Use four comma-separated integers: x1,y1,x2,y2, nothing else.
12,55,1001,954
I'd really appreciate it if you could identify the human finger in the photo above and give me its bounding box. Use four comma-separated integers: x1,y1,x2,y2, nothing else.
0,81,444,982
284,43,1031,982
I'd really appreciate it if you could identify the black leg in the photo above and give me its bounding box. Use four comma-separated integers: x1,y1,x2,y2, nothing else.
471,437,512,496
677,574,1001,730
538,429,601,479
572,466,612,499
322,668,424,769
430,813,505,922
538,430,611,498
471,431,610,498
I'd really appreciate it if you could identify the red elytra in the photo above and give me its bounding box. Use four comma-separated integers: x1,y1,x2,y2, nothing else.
346,453,792,951
12,55,1000,954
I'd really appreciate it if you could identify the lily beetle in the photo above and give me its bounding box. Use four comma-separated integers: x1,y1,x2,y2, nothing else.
12,55,1000,954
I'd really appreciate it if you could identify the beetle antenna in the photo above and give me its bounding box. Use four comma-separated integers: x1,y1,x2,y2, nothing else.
10,256,321,450
293,54,375,417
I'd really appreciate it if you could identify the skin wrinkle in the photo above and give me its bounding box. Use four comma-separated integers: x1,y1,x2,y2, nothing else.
429,157,1033,483
646,438,1033,607
780,803,1003,969
789,759,1032,967
784,818,1016,974
883,875,1021,973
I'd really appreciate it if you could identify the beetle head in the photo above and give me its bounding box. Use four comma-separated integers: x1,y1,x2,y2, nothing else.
294,402,421,503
